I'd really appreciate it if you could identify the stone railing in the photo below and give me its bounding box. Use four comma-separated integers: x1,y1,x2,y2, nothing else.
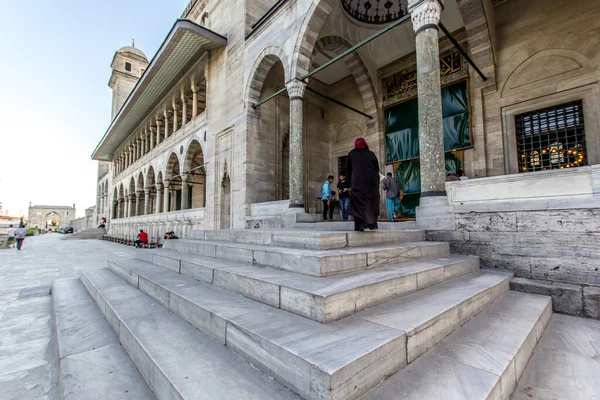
109,208,206,242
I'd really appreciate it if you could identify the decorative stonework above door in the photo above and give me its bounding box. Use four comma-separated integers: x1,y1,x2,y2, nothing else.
341,0,408,25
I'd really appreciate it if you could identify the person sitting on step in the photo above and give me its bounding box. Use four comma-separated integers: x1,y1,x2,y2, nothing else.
134,229,148,248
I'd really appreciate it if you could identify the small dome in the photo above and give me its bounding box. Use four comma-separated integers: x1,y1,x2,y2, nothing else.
118,46,148,61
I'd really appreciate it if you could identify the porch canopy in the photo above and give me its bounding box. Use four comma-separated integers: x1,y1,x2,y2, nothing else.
92,19,227,161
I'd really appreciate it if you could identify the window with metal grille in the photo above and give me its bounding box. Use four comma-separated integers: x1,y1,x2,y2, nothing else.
515,100,587,173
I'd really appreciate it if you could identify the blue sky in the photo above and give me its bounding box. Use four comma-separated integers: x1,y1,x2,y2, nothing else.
0,0,189,217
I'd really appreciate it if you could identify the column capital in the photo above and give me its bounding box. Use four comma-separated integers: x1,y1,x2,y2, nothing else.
181,173,189,182
408,0,443,34
156,118,163,126
156,182,163,190
129,194,136,200
286,79,307,100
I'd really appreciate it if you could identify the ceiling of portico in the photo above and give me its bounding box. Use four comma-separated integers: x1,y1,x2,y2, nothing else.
311,0,465,86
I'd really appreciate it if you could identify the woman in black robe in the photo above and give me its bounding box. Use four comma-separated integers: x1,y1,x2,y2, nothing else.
346,138,380,231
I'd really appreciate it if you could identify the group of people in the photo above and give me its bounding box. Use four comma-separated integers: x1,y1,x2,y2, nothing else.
6,224,28,250
133,229,179,248
318,138,381,231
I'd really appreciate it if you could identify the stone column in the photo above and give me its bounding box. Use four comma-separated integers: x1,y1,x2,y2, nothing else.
156,117,162,144
128,194,135,217
181,174,189,210
113,200,118,220
117,199,122,219
135,191,142,216
163,180,170,213
149,125,155,149
141,135,145,156
409,0,455,230
164,106,170,139
191,81,198,119
285,79,307,211
181,87,188,126
172,96,179,133
144,187,151,215
156,183,163,214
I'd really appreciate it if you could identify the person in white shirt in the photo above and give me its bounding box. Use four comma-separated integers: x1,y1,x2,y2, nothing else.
7,225,16,248
15,225,28,250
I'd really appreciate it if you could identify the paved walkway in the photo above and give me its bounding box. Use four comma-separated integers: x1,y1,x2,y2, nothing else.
0,234,135,400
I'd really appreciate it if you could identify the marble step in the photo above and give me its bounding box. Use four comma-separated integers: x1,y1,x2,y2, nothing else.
365,291,552,400
189,229,425,250
162,239,449,277
100,258,512,400
51,278,155,400
134,249,479,322
293,221,417,231
77,268,300,400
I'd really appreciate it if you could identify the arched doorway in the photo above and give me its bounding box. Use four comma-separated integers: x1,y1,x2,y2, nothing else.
45,212,60,231
165,152,182,212
137,172,145,216
246,51,290,204
146,166,156,214
183,140,206,209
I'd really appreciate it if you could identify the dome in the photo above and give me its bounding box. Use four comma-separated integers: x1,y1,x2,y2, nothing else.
341,0,409,25
118,46,148,61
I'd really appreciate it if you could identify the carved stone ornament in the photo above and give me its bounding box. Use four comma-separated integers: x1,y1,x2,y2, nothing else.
407,0,443,33
285,79,307,100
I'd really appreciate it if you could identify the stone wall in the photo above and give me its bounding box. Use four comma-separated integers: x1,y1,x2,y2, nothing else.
429,167,600,318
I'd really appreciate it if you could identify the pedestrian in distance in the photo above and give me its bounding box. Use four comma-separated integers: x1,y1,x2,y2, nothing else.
337,174,351,221
321,175,336,221
346,138,380,231
15,224,28,250
7,225,16,248
382,172,401,222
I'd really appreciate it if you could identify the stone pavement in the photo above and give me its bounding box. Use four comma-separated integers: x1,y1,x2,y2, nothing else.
0,234,135,400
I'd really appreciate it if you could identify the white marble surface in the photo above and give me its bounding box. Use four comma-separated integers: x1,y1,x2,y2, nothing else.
512,314,600,400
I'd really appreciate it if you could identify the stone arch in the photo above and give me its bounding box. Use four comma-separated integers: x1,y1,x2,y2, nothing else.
246,47,291,105
292,0,496,83
246,52,290,204
165,152,181,180
183,139,206,209
501,49,593,98
316,35,378,119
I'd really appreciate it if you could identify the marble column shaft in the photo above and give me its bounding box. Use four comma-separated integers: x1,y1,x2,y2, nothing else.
409,0,446,195
181,174,189,210
144,188,151,215
191,85,198,119
156,184,163,214
163,181,170,213
286,79,307,209
181,88,188,126
135,192,142,216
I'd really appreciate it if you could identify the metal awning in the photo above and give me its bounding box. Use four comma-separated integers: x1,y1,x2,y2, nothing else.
92,19,227,161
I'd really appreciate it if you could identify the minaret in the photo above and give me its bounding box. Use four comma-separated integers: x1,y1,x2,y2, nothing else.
108,42,149,120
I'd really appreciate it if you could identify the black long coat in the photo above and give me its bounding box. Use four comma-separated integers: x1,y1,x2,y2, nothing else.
346,148,380,225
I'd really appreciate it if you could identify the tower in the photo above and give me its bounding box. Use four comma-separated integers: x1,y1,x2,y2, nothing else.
108,45,149,120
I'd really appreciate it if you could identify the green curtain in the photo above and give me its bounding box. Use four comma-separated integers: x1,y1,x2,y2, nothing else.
385,80,470,163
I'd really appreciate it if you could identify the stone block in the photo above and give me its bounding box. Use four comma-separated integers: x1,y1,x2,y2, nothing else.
583,286,600,319
213,269,280,308
510,277,583,315
516,209,600,233
180,260,214,283
456,212,517,232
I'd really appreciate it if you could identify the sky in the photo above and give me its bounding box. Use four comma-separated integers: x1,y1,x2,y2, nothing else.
0,0,189,218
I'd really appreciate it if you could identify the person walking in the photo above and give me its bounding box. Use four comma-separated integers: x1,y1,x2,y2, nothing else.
382,172,401,222
15,224,28,250
321,175,335,221
7,225,16,248
337,175,351,221
346,138,380,231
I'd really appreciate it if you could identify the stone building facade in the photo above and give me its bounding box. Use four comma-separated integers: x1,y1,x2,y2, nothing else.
27,203,76,231
93,0,600,301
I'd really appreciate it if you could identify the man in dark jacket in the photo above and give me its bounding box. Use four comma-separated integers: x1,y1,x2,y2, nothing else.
346,138,380,231
382,172,401,221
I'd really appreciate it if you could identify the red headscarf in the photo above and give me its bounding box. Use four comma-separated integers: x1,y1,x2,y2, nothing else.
355,137,368,150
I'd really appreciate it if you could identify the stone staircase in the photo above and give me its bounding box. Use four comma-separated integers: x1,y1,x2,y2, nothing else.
52,226,552,400
63,227,106,240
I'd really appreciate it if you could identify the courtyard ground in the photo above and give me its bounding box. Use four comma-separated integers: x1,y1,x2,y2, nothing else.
0,234,597,399
0,234,135,399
